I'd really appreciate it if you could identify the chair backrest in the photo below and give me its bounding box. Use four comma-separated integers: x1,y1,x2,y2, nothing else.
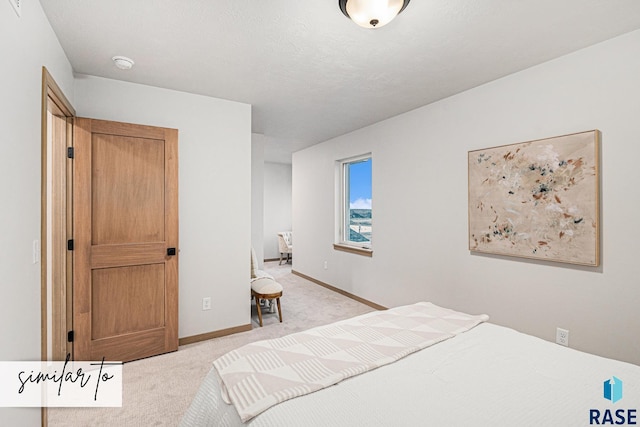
250,247,259,278
277,231,292,251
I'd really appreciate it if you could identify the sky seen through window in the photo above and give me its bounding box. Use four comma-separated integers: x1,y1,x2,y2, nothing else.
348,158,371,210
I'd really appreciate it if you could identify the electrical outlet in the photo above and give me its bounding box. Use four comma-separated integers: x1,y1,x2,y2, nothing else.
8,0,21,17
556,327,569,347
202,297,211,311
323,261,328,270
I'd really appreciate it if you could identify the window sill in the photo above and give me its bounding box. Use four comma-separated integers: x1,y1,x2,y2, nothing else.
333,243,373,257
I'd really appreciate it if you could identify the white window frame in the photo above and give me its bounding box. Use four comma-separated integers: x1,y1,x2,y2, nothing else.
335,154,372,256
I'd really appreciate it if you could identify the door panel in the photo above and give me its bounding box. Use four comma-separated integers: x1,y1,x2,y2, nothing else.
73,117,178,362
91,134,165,244
91,264,165,339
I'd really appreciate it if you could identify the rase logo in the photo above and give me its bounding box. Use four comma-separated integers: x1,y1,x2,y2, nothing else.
590,377,637,425
605,377,624,404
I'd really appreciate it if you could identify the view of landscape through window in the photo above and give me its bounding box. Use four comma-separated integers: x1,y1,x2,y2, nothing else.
347,158,372,244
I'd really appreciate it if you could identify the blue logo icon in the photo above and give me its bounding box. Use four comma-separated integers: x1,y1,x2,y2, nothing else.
604,376,623,403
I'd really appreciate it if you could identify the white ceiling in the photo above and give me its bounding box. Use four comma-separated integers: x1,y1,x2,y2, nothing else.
40,0,640,163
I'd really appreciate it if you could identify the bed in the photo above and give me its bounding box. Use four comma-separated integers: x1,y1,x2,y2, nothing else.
180,302,640,426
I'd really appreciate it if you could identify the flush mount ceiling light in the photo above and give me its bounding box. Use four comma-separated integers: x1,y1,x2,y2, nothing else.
112,56,135,70
339,0,410,29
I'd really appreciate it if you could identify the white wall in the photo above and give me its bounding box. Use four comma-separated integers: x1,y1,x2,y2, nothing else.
252,142,293,263
293,30,640,365
74,75,252,338
0,1,75,425
252,134,265,268
263,163,292,260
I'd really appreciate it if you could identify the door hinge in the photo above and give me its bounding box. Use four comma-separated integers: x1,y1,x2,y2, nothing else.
67,147,74,159
67,239,74,251
67,330,74,342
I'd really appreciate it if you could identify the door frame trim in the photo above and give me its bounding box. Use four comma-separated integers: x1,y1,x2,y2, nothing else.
41,66,75,427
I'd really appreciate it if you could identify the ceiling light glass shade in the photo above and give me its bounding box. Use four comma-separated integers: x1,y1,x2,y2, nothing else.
339,0,410,29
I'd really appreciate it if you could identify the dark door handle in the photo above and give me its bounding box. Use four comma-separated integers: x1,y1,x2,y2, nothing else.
167,248,177,256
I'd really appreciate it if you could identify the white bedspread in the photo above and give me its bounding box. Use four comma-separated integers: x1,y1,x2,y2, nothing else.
213,302,488,421
182,315,640,426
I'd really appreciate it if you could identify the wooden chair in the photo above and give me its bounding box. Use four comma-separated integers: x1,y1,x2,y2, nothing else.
250,277,283,327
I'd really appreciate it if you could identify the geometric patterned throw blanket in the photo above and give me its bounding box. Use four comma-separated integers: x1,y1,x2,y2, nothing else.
213,302,489,422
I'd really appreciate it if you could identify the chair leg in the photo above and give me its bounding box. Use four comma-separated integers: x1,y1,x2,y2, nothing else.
276,297,282,323
255,295,263,327
279,253,283,265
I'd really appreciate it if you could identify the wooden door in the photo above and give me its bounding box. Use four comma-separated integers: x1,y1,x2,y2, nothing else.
73,118,178,362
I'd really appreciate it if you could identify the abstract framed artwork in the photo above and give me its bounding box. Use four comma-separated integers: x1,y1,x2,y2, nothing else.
468,130,600,266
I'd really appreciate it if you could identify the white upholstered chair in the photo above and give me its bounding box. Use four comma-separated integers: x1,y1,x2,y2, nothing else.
277,231,292,265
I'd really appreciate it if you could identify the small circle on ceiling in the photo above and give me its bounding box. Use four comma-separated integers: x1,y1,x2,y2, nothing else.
112,56,135,70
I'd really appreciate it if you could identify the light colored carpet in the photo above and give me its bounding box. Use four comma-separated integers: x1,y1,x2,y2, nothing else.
48,262,374,426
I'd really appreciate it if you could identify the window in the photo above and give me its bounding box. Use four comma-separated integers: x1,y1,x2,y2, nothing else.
337,155,372,254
